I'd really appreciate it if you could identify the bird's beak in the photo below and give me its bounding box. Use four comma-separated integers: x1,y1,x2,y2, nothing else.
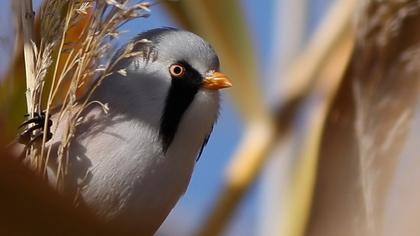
202,71,232,90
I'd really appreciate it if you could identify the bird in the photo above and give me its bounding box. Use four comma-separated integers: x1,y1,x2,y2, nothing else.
18,27,231,235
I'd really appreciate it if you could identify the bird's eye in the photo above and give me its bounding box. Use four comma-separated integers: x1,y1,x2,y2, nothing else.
169,64,186,78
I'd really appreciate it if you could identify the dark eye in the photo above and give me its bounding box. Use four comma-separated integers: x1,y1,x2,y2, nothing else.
169,64,186,77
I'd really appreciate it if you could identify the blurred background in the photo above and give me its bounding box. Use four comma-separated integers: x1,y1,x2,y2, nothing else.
1,0,420,236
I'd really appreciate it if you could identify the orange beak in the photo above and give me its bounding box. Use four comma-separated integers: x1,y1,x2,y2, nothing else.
202,71,232,90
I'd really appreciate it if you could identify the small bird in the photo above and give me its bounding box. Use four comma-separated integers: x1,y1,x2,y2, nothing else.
19,28,231,235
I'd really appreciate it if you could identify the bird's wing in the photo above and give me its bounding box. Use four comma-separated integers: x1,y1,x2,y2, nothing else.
196,125,214,162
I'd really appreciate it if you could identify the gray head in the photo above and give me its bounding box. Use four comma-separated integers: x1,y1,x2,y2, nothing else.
112,27,231,91
135,28,220,75
102,28,231,151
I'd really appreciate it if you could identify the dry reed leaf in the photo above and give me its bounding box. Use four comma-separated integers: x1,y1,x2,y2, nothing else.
282,29,354,236
306,1,420,236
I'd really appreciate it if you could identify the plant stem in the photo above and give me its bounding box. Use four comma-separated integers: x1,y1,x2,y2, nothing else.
19,0,43,170
19,0,36,115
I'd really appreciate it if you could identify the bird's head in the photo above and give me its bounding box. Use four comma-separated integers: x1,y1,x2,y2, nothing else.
103,28,231,151
131,27,231,91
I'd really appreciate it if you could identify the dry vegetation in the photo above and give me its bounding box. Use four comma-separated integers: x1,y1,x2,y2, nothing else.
16,0,151,188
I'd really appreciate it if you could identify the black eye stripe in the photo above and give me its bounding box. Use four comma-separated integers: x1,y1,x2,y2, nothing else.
159,62,203,151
